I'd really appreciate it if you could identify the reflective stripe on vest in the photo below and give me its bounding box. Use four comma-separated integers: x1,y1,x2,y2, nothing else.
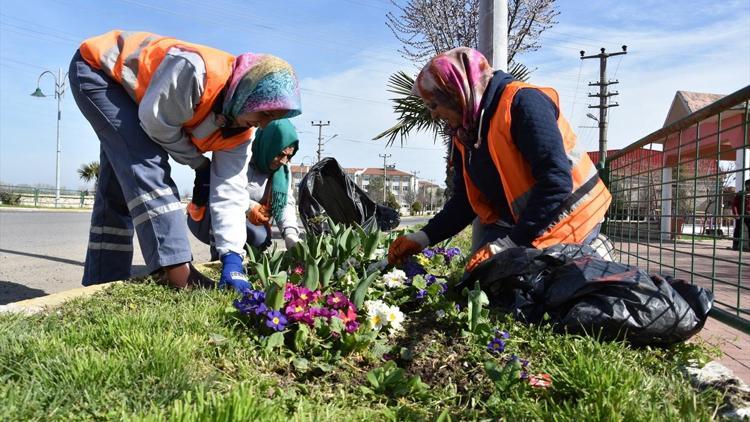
458,81,612,248
79,30,251,152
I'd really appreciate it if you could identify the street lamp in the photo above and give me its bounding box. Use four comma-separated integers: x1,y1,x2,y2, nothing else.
31,68,68,207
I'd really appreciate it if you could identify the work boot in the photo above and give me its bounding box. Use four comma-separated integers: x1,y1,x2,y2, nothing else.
158,262,215,289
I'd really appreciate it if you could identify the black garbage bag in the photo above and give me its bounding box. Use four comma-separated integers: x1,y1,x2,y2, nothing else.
298,157,400,235
461,244,713,346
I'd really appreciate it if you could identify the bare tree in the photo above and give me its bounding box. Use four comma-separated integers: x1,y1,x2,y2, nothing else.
386,0,559,65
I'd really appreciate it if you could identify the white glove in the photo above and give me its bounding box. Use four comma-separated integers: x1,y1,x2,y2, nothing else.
486,236,516,254
284,230,300,250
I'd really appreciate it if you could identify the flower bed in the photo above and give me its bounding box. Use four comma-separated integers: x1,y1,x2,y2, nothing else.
0,224,724,420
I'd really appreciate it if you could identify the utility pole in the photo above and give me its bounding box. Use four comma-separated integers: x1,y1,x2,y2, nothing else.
478,0,508,70
379,153,392,203
581,46,627,178
311,120,330,163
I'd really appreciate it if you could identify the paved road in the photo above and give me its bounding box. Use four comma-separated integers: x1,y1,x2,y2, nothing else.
0,209,430,304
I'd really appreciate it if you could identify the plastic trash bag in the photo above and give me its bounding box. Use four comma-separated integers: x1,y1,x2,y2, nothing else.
461,244,713,346
298,157,400,235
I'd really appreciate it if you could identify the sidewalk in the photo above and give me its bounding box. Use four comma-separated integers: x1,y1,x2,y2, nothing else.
698,318,750,383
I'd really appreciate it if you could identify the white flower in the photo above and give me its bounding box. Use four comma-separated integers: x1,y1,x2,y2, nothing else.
365,300,389,331
382,269,407,289
384,305,405,333
373,247,386,260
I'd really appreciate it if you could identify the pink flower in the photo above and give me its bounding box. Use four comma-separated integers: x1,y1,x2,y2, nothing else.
326,292,349,309
345,320,360,333
284,299,308,321
293,264,305,275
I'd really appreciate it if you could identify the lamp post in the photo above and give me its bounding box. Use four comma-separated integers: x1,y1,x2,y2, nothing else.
31,68,68,208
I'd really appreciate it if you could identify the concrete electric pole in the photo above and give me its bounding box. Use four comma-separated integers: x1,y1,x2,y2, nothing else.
478,0,508,70
581,46,627,177
311,120,331,163
379,153,392,203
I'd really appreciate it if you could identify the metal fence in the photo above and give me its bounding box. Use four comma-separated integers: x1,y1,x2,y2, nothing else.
0,184,94,208
604,85,750,333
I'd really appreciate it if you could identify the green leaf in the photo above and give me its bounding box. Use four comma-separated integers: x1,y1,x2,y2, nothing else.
436,409,452,422
351,270,379,309
265,284,285,311
269,271,287,288
319,260,336,289
362,229,382,261
412,275,427,290
208,333,228,346
293,324,309,351
264,332,285,351
467,281,489,333
292,357,309,373
303,256,319,291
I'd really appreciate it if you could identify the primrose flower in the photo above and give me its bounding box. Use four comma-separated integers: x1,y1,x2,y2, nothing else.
425,274,437,286
404,258,426,278
415,289,427,300
496,329,510,339
384,305,405,332
285,299,307,320
326,291,348,309
444,247,461,261
365,300,388,331
383,269,408,288
487,338,506,353
265,310,288,331
292,264,305,275
422,248,435,259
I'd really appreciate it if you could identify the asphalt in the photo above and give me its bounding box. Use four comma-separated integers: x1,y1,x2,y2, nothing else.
0,208,429,304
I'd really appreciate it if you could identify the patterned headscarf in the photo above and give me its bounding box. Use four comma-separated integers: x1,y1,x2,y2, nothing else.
223,53,301,121
413,47,493,145
251,119,299,224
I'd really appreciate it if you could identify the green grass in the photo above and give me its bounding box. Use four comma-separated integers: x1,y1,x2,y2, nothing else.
0,277,723,421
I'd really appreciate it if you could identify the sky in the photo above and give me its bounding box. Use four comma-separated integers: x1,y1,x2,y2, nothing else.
1,0,748,195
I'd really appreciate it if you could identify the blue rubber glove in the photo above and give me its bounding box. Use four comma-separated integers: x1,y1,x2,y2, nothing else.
219,252,250,293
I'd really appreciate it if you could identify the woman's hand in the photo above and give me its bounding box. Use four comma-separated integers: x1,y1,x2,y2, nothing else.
247,204,272,225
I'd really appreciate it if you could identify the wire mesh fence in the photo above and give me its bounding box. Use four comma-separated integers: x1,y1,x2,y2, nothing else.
604,85,750,332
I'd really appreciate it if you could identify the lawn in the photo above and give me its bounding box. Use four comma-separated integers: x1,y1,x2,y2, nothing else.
0,228,724,421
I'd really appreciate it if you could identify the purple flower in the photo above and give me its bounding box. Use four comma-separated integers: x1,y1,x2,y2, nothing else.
443,247,461,262
265,310,287,331
404,258,426,278
425,274,437,286
345,320,360,333
496,329,510,339
520,370,529,380
487,338,506,353
326,292,348,309
416,289,427,299
455,303,461,312
233,289,266,315
422,249,435,259
439,283,448,294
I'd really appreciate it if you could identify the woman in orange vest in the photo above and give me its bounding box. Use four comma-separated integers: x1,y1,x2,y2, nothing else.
388,47,611,272
69,30,301,291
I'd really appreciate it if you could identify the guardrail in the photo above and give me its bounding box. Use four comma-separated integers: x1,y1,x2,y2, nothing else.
0,185,94,208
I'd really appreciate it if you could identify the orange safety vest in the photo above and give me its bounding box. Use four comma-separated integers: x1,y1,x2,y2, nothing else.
454,81,612,248
79,30,252,152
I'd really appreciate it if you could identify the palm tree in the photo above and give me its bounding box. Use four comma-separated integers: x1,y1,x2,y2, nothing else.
78,161,100,192
373,65,532,196
374,64,532,147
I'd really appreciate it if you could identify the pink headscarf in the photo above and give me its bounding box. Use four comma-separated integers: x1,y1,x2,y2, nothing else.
413,47,494,144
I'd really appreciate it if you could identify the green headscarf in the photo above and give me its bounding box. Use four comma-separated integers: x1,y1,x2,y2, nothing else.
251,119,299,223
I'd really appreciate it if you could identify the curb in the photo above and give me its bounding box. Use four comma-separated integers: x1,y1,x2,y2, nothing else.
0,262,218,315
0,282,120,315
0,206,92,213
